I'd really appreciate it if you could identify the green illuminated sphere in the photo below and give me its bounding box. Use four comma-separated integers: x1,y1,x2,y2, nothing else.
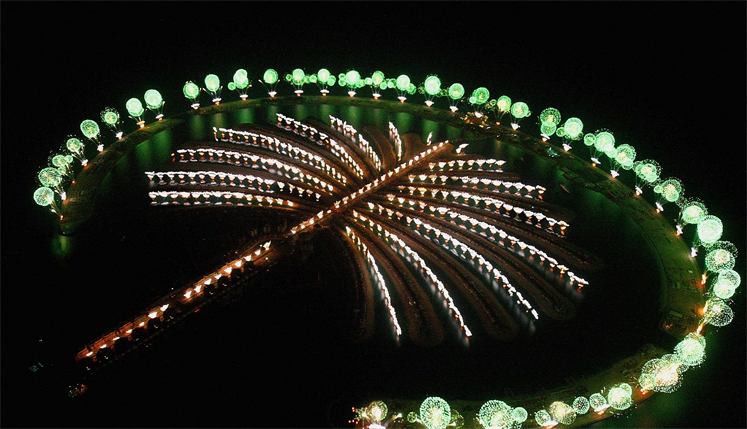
227,82,236,91
533,410,552,426
697,215,723,245
703,298,733,327
674,332,706,366
407,412,419,423
572,397,590,415
372,70,385,86
510,102,530,119
549,401,576,425
563,118,584,139
419,397,451,429
367,401,388,422
317,68,331,83
39,167,63,187
713,282,736,299
424,75,441,96
606,385,632,410
34,187,56,206
705,241,737,272
328,75,337,86
263,69,279,85
478,400,513,429
635,160,661,183
657,178,684,203
614,144,637,169
583,133,596,147
396,74,411,91
589,393,608,411
680,199,707,225
471,87,490,105
386,79,396,89
52,155,69,168
407,83,417,95
65,154,74,164
594,131,615,153
540,108,561,126
511,407,527,423
604,145,618,159
204,74,221,92
100,107,120,126
540,123,557,136
233,69,249,89
338,76,347,87
80,120,100,139
345,70,361,86
639,373,656,391
448,83,465,100
468,96,477,105
66,137,83,152
126,98,145,118
496,96,511,112
183,81,200,99
717,269,741,288
144,89,164,110
556,126,566,137
364,77,372,86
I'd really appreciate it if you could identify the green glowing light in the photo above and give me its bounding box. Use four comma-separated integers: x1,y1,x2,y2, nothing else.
364,77,372,86
639,373,656,391
183,81,200,100
396,74,411,92
510,102,530,119
346,70,361,87
448,83,464,100
657,178,684,203
717,270,741,288
204,74,221,92
34,187,55,206
703,297,733,327
589,393,608,411
583,133,596,147
407,412,419,423
126,98,145,118
697,215,723,245
634,160,661,183
540,123,557,136
419,397,451,429
641,354,686,393
367,401,388,422
66,137,83,152
227,82,236,91
478,400,513,429
468,96,477,105
674,332,706,366
100,107,119,126
594,131,615,153
80,120,100,139
496,96,511,113
556,126,566,137
65,154,74,164
679,199,707,225
511,407,527,423
563,118,583,140
386,79,395,89
549,401,576,425
534,410,552,426
705,241,737,272
614,144,637,169
233,69,249,89
372,70,385,86
144,89,164,110
572,397,590,415
471,87,490,105
407,83,416,95
317,68,331,84
713,282,736,299
328,75,337,86
52,155,69,168
606,384,632,410
263,69,279,85
424,75,441,96
540,108,561,126
39,167,63,187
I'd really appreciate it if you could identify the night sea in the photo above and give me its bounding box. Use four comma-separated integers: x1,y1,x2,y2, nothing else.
2,3,744,429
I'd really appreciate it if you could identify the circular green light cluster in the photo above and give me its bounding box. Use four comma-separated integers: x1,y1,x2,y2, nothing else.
183,81,200,100
549,401,576,425
204,74,221,92
510,102,530,119
656,178,684,203
448,83,465,100
539,108,561,126
407,411,419,423
34,187,56,206
80,120,100,139
227,82,236,91
496,95,511,113
420,397,451,429
540,123,557,137
66,137,83,153
678,198,707,225
233,69,249,89
563,118,583,140
424,75,441,96
144,89,164,110
703,298,734,327
714,269,741,299
588,393,608,411
606,383,633,410
100,107,120,126
634,159,662,183
583,133,595,147
345,70,361,87
556,126,566,137
674,332,706,366
371,70,385,86
594,131,615,153
52,154,70,169
572,396,589,415
396,74,411,92
126,98,145,118
471,87,490,105
291,69,305,85
478,400,514,429
263,69,279,85
705,241,737,272
614,144,636,169
641,354,686,393
533,409,552,426
367,400,388,422
697,215,723,245
316,68,331,84
39,167,63,187
510,407,527,424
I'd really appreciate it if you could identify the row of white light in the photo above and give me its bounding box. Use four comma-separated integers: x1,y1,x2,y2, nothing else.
388,122,404,162
175,148,334,194
352,210,473,337
395,186,568,236
382,196,589,288
148,190,302,205
364,202,539,319
344,226,403,337
427,159,506,172
146,170,277,193
329,115,383,172
408,174,546,199
276,113,365,179
214,126,348,185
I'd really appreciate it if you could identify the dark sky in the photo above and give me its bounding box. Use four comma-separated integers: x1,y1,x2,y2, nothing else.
2,2,745,428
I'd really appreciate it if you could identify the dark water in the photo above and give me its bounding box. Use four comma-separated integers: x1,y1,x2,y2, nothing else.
5,103,743,428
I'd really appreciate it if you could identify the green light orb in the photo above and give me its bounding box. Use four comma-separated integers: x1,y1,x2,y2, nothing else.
583,133,596,147
424,75,441,96
372,70,385,86
183,81,200,99
679,199,707,225
345,70,361,86
65,154,74,164
656,178,684,203
705,241,737,272
204,74,221,92
697,215,723,245
364,77,372,86
594,131,615,153
703,297,733,327
263,69,279,85
534,410,552,426
66,137,83,152
572,397,590,415
638,373,656,391
317,68,331,83
589,393,608,411
471,87,490,105
468,96,477,105
556,126,566,137
407,412,419,423
717,270,741,288
338,76,347,87
34,187,56,206
100,107,119,126
478,400,513,429
396,74,411,91
540,123,557,136
144,89,164,110
614,144,637,169
549,401,576,425
713,282,737,299
367,401,388,422
563,118,584,139
328,75,337,86
674,332,706,366
407,83,417,95
227,82,236,91
496,96,511,112
39,167,63,187
233,69,249,89
511,407,527,423
386,79,396,89
80,120,100,139
52,155,69,168
126,98,145,118
635,160,661,183
540,108,561,126
448,83,465,100
419,397,451,429
607,385,632,411
510,102,530,119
